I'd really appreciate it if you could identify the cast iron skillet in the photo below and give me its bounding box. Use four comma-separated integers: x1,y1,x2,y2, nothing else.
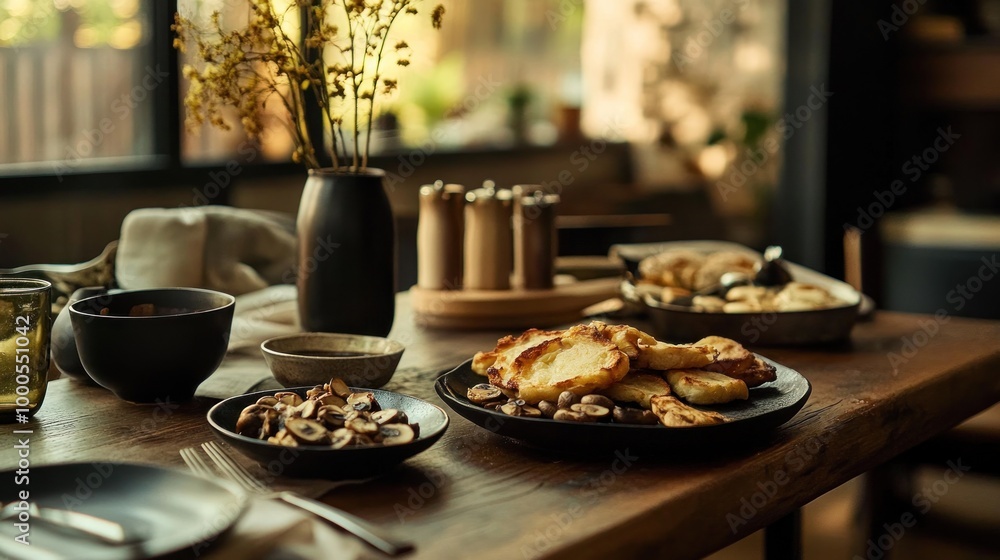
435,357,810,450
208,386,449,479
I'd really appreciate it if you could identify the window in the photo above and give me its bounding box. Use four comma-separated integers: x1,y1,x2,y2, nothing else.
0,0,155,170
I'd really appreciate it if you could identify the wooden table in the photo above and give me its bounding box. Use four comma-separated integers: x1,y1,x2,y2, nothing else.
4,294,1000,560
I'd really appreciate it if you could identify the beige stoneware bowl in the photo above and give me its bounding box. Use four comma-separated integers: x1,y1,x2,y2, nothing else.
261,333,404,389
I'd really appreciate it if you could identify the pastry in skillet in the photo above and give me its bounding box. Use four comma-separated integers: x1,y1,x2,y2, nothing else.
472,327,562,376
602,371,673,409
664,369,749,405
650,395,727,427
486,324,630,404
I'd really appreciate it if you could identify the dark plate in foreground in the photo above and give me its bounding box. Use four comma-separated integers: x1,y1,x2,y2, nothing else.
435,357,810,450
208,387,449,479
0,462,246,560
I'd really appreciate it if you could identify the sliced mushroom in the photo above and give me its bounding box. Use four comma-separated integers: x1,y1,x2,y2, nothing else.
467,383,504,404
484,401,504,411
305,385,327,399
581,395,615,410
285,417,329,444
571,403,611,421
552,409,592,423
520,405,543,418
236,404,270,437
379,423,416,445
327,378,352,398
347,417,380,436
371,409,407,425
296,399,319,420
557,391,580,409
537,401,559,418
274,392,304,407
316,393,348,408
500,402,524,416
317,405,349,428
612,406,659,425
259,408,281,439
269,428,298,447
256,396,279,407
353,434,376,446
329,428,355,449
347,392,380,413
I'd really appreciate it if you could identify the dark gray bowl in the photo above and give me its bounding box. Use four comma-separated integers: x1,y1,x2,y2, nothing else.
208,386,449,478
69,288,235,403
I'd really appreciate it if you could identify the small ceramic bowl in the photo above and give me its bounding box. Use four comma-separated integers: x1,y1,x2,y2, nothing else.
69,288,235,403
261,333,404,389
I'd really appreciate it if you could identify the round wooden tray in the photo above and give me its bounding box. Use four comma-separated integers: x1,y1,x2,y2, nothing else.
410,276,621,329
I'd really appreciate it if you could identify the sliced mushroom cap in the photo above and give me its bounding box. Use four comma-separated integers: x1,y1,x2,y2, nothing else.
236,404,270,437
317,405,349,428
347,417,380,436
326,378,352,398
329,428,355,449
467,383,504,404
557,391,581,409
571,403,611,421
612,406,659,425
260,409,281,439
269,428,299,446
256,396,279,407
371,409,407,425
552,409,592,423
379,423,416,445
520,405,543,418
347,392,380,413
316,393,348,408
484,401,504,411
274,392,304,407
296,399,319,420
537,401,559,418
285,417,329,444
581,395,615,410
500,402,523,416
305,385,327,399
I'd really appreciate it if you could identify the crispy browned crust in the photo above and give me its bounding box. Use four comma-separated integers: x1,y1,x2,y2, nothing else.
602,371,672,408
724,357,777,388
472,328,563,376
488,325,630,403
696,335,755,376
633,342,717,370
588,321,657,359
650,395,727,427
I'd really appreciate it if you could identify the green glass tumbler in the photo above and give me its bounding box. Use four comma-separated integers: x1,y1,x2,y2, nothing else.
0,279,51,423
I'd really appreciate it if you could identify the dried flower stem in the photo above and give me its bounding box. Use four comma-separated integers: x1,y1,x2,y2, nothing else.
174,0,443,172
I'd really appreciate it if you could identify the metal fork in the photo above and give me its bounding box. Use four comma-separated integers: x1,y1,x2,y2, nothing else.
180,442,413,556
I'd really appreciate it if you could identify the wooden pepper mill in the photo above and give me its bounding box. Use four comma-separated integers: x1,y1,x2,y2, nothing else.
463,180,513,290
417,180,466,290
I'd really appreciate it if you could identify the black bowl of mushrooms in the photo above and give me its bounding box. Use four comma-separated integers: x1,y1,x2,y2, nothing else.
207,379,449,479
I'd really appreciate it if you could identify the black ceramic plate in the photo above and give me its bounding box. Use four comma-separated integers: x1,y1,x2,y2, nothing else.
435,357,810,450
0,462,246,560
208,387,449,479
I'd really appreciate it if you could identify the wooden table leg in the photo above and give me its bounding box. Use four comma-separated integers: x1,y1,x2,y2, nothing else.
765,508,802,560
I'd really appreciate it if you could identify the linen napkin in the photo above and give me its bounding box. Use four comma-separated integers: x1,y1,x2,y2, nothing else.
201,497,384,560
195,284,301,399
115,206,296,296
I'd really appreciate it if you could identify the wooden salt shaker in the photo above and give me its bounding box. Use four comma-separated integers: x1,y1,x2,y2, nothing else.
417,181,465,289
513,186,559,289
463,181,513,290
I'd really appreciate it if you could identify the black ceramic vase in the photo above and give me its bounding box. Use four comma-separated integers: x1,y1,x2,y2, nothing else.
296,168,396,336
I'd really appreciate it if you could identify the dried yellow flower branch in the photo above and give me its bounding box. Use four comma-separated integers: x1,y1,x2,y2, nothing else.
173,0,444,171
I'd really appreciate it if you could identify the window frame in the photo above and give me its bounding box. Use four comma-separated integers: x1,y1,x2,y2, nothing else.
0,0,315,202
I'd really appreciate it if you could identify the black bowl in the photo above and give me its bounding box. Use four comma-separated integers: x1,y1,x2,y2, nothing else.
207,386,449,479
69,288,235,403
